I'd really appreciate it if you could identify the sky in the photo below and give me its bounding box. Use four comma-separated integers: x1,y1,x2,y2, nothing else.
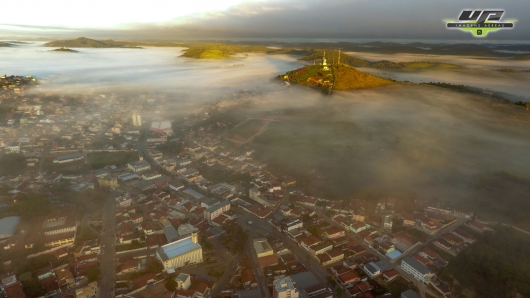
1,0,529,41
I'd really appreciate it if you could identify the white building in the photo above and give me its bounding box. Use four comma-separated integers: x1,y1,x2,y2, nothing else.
53,152,84,164
156,233,203,270
132,113,142,127
401,256,434,285
174,273,191,290
127,160,151,173
382,215,393,230
204,200,231,223
273,276,299,298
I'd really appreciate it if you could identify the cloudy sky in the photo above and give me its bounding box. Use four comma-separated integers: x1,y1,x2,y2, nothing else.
1,0,529,41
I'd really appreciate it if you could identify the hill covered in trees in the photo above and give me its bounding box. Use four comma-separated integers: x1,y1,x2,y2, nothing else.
280,64,395,91
439,228,530,298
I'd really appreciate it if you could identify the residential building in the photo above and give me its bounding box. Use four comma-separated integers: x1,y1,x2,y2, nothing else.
400,256,434,284
52,152,84,164
273,276,299,298
127,160,151,173
178,224,199,238
204,200,231,223
401,289,421,298
75,281,97,298
175,273,191,290
253,238,274,258
283,219,303,232
381,215,393,230
132,113,142,127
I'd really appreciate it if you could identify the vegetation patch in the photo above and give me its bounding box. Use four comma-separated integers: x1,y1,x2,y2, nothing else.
181,44,270,59
438,228,530,298
332,65,395,90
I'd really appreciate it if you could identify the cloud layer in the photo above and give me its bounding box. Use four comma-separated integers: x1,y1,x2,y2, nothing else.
2,0,529,41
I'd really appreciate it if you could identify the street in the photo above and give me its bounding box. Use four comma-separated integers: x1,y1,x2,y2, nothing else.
99,194,117,297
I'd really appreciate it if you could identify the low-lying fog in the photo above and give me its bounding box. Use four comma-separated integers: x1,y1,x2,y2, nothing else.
346,51,530,69
346,51,530,97
4,42,530,223
252,84,530,223
1,42,303,98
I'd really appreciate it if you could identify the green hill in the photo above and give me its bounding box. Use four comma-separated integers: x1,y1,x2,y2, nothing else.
44,37,185,48
300,50,461,71
180,44,270,59
279,64,395,91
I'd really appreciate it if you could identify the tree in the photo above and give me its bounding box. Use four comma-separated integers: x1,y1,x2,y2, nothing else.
165,278,177,291
307,225,321,237
87,268,101,282
336,287,344,296
326,275,337,287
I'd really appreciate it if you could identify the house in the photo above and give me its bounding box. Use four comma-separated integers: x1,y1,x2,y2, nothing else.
402,214,416,227
301,235,322,252
451,228,476,243
75,281,97,298
309,242,333,256
322,227,345,239
467,220,494,233
361,262,381,279
382,269,400,282
241,269,257,288
401,289,421,298
338,270,360,285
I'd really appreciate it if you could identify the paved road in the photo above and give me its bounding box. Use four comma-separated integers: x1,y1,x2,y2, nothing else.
236,211,343,297
38,144,50,172
209,235,255,298
99,194,117,297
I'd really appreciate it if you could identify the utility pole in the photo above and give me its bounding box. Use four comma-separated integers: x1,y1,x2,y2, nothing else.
338,49,341,65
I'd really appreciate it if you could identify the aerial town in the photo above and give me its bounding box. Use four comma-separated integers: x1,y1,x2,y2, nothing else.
0,75,499,298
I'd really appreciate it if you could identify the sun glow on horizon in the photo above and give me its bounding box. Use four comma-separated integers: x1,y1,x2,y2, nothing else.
0,0,254,29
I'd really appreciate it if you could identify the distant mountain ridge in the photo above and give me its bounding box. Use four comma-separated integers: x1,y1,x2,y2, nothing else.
44,37,187,48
